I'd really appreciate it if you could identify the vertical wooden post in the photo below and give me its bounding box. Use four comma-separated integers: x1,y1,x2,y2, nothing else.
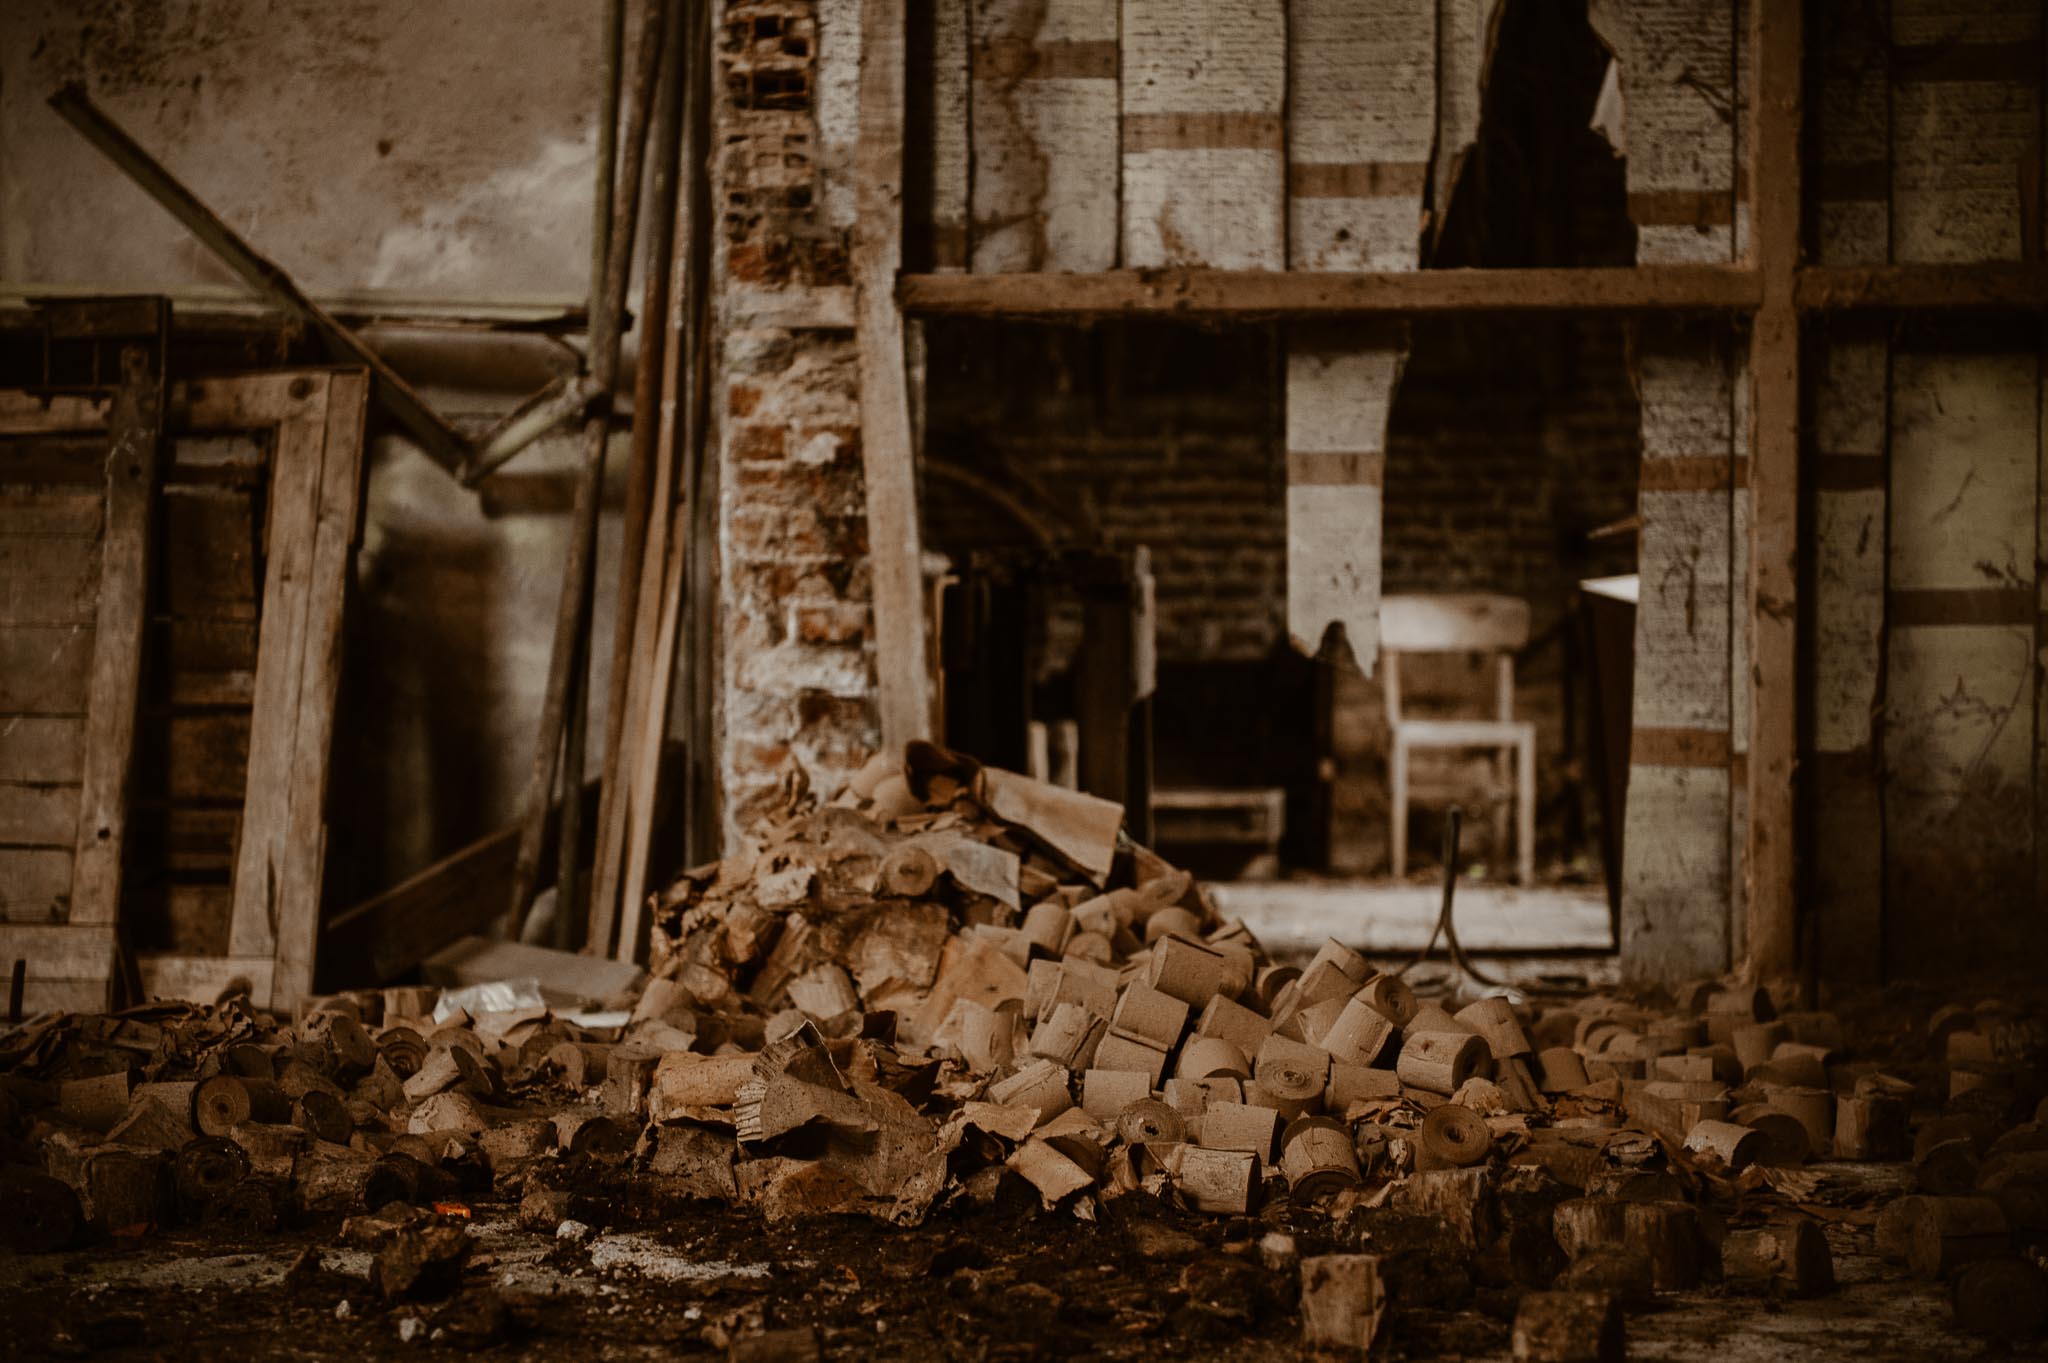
506,0,667,934
856,0,935,752
1745,0,1802,982
71,336,163,953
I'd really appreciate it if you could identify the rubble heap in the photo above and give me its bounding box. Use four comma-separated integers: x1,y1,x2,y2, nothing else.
3,742,2047,1350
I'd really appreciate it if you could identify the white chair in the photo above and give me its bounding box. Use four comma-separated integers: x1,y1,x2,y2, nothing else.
1382,594,1536,885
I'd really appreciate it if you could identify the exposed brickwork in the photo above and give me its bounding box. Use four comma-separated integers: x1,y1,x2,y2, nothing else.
713,0,876,843
921,313,1640,877
922,319,1284,666
709,0,1639,872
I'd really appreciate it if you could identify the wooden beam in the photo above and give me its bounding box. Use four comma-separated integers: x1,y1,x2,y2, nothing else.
505,0,666,935
1796,264,2048,311
856,0,936,750
46,86,471,475
67,339,162,944
1744,0,1802,984
901,264,2048,319
899,266,1762,316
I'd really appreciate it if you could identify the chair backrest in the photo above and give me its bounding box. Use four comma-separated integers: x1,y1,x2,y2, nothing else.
1379,594,1529,724
1379,594,1530,654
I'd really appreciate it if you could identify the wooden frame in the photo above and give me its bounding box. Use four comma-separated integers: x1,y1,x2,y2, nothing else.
0,369,369,1012
857,0,936,753
883,6,2048,988
0,346,161,1013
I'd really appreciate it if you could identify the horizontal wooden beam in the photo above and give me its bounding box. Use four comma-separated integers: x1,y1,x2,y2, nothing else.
901,264,2048,318
1795,264,2048,312
899,267,1763,317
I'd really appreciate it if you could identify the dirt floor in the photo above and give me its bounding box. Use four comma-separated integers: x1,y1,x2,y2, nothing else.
0,1158,1992,1362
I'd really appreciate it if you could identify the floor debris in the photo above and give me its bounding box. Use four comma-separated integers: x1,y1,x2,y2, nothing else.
2,742,2046,1357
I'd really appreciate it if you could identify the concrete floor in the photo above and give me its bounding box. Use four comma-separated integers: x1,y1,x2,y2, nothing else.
1208,879,1619,992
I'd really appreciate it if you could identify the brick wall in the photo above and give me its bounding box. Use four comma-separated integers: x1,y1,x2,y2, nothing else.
920,311,1641,878
922,319,1283,666
713,0,879,840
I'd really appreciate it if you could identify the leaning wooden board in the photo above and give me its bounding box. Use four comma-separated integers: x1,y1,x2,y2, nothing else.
0,369,369,1012
0,392,141,1011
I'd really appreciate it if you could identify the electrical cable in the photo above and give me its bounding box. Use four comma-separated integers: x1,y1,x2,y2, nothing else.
1391,806,1595,1000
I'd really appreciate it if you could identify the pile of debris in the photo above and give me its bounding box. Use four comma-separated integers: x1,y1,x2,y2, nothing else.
3,742,2047,1353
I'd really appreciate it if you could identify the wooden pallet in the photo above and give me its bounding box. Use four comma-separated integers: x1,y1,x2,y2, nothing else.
0,367,368,1012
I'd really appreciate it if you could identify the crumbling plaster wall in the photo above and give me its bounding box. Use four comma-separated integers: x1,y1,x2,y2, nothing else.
1,0,600,305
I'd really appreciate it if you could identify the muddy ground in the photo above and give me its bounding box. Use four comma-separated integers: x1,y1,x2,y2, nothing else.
0,1161,1991,1363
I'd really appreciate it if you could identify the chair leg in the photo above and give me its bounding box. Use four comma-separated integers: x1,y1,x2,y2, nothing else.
1491,746,1511,877
1517,732,1536,887
1389,737,1408,879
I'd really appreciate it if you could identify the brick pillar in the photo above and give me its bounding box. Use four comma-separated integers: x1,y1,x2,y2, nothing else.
712,0,880,845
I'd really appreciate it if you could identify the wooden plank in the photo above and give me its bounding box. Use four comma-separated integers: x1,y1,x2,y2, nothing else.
138,954,274,1006
423,936,642,1010
227,384,329,972
969,0,1119,272
1743,0,1801,981
1808,329,1888,983
0,535,100,626
271,370,368,1006
1285,328,1399,674
0,626,95,714
155,617,259,707
138,711,253,804
160,486,259,620
1287,0,1434,270
0,716,85,783
0,848,73,920
1379,595,1530,652
0,392,114,436
855,0,935,751
2039,337,2047,932
0,783,80,847
899,266,1764,315
614,498,688,962
14,979,112,1015
0,923,116,980
1884,345,2041,976
0,487,103,537
184,372,314,429
1120,0,1285,269
70,347,161,930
